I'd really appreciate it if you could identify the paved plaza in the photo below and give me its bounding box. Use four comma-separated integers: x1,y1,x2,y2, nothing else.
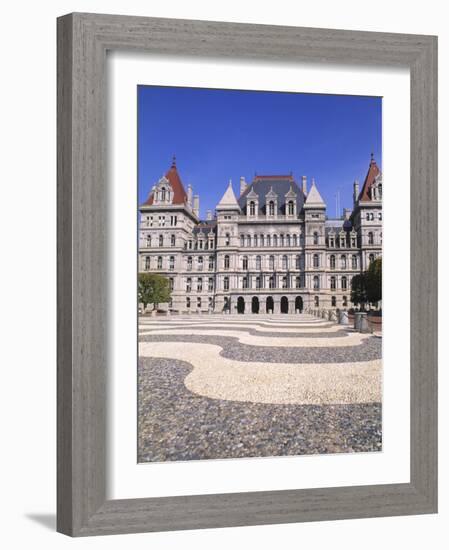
138,314,382,462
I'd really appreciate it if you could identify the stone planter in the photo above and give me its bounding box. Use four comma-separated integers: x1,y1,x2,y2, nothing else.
339,310,349,325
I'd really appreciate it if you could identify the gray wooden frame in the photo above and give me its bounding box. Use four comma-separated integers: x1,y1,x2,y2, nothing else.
57,12,438,536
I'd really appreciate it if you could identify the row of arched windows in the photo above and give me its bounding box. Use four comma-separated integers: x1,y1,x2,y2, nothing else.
239,233,303,248
224,254,303,271
329,254,358,269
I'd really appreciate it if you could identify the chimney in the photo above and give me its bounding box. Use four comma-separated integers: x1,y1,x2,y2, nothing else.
343,208,352,220
193,195,200,217
187,184,193,207
353,180,359,207
240,176,248,196
302,175,307,195
206,209,212,221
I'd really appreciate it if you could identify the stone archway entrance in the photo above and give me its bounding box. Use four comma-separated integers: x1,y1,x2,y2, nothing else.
237,296,245,314
280,296,289,314
266,296,274,313
251,296,259,314
295,296,303,313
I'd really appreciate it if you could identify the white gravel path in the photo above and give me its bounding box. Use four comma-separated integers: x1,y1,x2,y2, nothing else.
139,327,369,347
139,341,381,405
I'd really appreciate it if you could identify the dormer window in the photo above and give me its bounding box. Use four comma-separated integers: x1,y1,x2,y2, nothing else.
249,201,256,216
269,201,275,216
287,200,294,215
161,187,166,201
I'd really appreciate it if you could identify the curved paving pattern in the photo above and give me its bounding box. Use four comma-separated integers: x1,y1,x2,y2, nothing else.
138,313,382,461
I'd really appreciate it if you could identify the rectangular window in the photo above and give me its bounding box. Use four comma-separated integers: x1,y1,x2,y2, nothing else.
197,298,201,309
198,256,203,270
208,256,214,270
186,278,191,293
223,277,229,291
169,256,175,271
197,278,203,292
187,257,192,271
208,278,214,292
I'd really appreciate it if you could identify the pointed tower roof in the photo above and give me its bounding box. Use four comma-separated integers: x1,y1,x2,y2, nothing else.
142,156,188,206
304,178,326,208
358,154,381,202
216,180,241,211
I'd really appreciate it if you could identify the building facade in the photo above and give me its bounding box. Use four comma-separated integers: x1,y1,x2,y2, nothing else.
139,156,382,314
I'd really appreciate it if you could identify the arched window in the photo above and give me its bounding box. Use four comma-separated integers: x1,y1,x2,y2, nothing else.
240,235,245,247
282,255,288,269
369,253,375,265
256,255,261,270
313,275,320,289
295,276,301,288
313,254,319,268
314,296,319,307
159,234,163,247
260,234,264,247
144,256,150,270
246,235,251,247
266,234,271,247
269,276,275,289
224,255,230,269
330,276,336,290
197,256,203,270
223,276,229,291
146,235,151,247
242,256,248,270
368,232,374,245
249,201,255,216
331,296,337,307
273,234,278,247
253,235,258,247
378,184,382,199
286,234,291,247
269,255,275,270
330,254,336,269
341,276,347,290
170,234,176,247
157,256,163,269
169,256,175,271
280,234,284,247
161,187,166,201
269,201,275,216
293,234,297,246
295,255,300,269
288,200,294,215
187,256,192,270
313,232,319,245
352,255,357,269
225,233,230,246
341,255,347,269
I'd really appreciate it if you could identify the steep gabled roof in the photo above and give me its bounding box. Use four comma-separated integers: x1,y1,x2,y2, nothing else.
304,179,326,208
216,180,241,210
142,157,188,206
358,155,381,202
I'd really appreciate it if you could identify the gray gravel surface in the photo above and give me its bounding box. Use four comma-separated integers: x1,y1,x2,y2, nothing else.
138,357,382,462
139,334,382,364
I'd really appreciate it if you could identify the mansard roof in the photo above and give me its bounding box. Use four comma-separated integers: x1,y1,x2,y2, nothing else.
142,157,188,206
238,174,305,215
358,154,381,202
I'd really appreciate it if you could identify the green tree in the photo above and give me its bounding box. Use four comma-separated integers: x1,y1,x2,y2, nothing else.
366,257,382,305
138,273,171,311
350,273,368,310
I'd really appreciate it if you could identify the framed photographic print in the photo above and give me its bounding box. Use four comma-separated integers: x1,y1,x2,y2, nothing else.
57,13,437,536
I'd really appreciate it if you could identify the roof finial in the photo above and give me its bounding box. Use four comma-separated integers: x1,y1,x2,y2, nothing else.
171,155,176,167
370,152,375,164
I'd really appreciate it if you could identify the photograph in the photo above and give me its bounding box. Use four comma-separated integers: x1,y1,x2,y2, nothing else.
137,86,383,463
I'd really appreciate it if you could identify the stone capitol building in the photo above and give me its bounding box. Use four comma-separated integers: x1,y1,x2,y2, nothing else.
139,156,382,314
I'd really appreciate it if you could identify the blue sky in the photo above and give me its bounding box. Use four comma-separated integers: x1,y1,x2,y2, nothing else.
138,86,381,218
